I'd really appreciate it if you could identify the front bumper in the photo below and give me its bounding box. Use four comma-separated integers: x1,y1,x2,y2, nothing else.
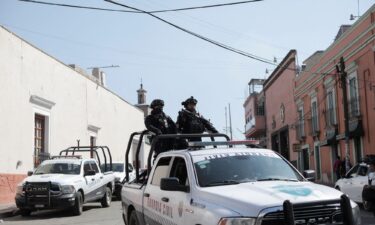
15,193,76,210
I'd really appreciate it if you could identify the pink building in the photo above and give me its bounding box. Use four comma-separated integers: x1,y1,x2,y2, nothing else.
294,5,375,184
263,50,299,165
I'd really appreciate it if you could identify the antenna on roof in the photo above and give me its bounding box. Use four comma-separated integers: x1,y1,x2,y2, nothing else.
87,65,120,69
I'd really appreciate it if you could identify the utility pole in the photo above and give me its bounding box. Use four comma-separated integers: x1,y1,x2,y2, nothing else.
336,57,350,173
228,103,233,140
225,106,228,135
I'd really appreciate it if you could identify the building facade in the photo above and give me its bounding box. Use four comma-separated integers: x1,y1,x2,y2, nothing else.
0,26,148,203
244,79,266,147
263,50,299,166
294,5,375,184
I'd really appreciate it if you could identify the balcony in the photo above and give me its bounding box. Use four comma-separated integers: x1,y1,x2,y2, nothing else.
245,115,266,138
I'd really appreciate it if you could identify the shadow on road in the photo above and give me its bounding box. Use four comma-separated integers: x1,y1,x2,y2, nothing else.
4,205,103,221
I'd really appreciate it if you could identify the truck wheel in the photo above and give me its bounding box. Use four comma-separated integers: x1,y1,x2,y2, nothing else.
129,210,139,225
72,191,83,216
101,187,112,207
20,209,31,217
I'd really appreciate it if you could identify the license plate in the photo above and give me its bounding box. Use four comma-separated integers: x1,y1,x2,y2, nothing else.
35,204,44,208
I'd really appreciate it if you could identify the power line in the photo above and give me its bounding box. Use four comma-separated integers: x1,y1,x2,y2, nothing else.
19,0,263,14
105,0,276,66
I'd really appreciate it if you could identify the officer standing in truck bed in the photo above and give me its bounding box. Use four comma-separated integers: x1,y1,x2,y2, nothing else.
176,96,218,142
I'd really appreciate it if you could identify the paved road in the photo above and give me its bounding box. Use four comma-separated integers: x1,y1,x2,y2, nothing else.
1,201,123,225
1,200,374,225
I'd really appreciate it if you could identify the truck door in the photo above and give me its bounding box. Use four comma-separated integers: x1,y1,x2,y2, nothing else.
143,157,172,225
90,161,105,200
341,164,359,200
351,165,368,202
83,161,96,201
166,156,192,225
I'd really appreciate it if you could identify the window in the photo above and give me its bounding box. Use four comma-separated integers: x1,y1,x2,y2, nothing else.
256,101,265,116
326,89,336,126
169,157,189,186
151,157,172,186
84,162,92,173
311,99,319,133
90,162,99,173
348,75,360,117
297,106,305,139
346,164,359,178
34,114,46,167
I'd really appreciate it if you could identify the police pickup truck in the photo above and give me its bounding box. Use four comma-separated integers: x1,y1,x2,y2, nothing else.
15,146,115,216
121,133,361,225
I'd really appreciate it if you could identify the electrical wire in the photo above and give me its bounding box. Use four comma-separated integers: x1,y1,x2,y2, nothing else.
18,0,263,14
104,0,277,65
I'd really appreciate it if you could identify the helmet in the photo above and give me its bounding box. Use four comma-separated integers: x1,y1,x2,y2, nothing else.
181,96,198,106
150,99,164,109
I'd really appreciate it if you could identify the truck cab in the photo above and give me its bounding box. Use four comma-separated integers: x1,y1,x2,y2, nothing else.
121,133,361,225
15,146,115,216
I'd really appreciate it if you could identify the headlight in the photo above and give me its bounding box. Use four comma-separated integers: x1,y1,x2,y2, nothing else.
16,183,25,195
351,201,361,225
61,185,76,194
218,218,256,225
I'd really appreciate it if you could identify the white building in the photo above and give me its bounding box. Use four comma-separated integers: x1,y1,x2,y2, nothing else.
0,26,148,203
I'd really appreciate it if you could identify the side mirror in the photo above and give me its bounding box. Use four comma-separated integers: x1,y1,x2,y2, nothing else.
27,171,33,176
84,170,96,176
160,177,190,193
303,170,316,182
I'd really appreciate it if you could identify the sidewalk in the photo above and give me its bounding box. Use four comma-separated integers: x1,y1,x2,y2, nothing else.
0,203,18,219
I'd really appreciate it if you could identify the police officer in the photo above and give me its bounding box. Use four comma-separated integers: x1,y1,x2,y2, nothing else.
176,96,218,142
145,99,177,158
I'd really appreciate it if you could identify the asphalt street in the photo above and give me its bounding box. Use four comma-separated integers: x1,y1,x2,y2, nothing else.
1,201,123,225
1,200,374,225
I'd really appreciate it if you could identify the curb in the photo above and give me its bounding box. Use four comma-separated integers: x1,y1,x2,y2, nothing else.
0,207,18,219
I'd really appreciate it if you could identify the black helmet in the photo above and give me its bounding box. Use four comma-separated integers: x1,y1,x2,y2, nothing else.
181,96,198,107
150,99,164,109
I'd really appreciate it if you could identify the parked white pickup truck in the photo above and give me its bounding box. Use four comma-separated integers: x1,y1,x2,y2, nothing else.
16,149,115,216
101,161,135,198
121,133,361,225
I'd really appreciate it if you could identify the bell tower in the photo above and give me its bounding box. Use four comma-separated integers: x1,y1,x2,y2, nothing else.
137,82,147,105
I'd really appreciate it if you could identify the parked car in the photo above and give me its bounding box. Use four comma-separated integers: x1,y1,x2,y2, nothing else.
121,133,361,225
335,160,373,211
15,146,115,216
101,162,135,198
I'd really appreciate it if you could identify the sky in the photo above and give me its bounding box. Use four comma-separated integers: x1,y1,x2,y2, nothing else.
1,0,374,139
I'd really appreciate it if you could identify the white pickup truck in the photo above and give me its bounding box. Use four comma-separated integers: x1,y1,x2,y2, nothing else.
121,134,361,225
15,156,115,216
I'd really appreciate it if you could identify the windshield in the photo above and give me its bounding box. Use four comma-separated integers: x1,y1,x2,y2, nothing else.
34,162,81,175
193,151,303,187
101,163,132,172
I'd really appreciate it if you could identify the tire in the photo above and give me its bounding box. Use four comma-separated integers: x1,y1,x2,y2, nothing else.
19,209,31,217
363,200,373,211
101,187,112,207
128,210,139,225
72,191,83,216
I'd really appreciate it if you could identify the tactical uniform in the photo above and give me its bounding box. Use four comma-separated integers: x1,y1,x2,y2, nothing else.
176,97,218,142
145,99,177,158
